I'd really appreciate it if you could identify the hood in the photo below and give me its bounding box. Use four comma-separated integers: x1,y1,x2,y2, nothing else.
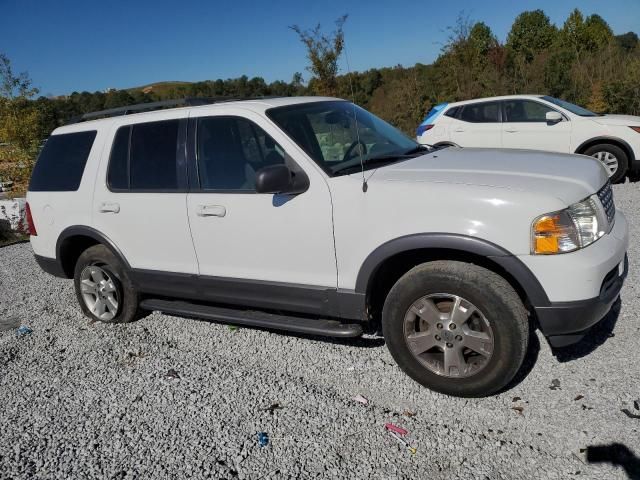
591,114,640,126
371,147,608,204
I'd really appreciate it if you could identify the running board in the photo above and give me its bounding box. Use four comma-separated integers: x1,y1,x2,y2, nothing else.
139,298,363,338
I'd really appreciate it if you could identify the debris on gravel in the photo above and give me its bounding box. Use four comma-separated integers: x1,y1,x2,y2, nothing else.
1,183,639,479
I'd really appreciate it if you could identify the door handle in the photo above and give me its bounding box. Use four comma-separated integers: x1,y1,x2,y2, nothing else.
99,202,120,213
197,205,226,217
504,129,518,133
454,128,465,132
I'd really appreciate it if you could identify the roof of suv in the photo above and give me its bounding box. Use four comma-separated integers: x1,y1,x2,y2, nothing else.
55,96,343,135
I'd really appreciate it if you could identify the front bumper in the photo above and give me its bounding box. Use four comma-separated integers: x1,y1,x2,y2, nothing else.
522,210,629,347
534,254,628,347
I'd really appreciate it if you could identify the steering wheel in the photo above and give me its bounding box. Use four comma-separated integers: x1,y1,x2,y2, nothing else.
342,140,368,162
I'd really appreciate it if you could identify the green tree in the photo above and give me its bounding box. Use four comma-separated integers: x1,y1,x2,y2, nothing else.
584,14,613,51
616,32,639,52
290,15,348,96
506,10,557,61
0,53,42,197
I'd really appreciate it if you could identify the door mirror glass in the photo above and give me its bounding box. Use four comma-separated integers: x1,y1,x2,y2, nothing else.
255,164,309,195
546,111,563,124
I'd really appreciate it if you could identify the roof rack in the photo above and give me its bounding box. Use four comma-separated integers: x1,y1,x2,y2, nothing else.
65,96,282,125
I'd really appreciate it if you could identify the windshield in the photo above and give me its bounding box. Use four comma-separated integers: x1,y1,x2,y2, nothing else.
267,101,418,176
541,96,599,117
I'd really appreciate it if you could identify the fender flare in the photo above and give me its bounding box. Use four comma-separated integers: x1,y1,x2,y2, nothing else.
354,233,550,307
56,225,131,272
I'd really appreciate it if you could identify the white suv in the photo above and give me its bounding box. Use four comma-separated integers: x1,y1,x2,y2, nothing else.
27,97,628,397
416,95,640,184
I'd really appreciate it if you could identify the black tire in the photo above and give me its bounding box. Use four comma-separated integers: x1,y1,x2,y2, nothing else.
382,261,528,398
584,143,628,184
73,244,142,324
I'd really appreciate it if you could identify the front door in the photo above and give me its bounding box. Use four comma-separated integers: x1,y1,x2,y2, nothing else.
185,109,337,313
501,99,572,152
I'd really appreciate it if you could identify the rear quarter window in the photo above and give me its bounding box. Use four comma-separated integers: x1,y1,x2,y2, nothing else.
29,131,97,192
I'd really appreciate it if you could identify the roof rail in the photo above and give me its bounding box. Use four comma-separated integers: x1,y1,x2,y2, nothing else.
65,96,282,125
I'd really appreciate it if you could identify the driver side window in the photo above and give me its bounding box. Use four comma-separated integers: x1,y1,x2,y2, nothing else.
196,116,286,191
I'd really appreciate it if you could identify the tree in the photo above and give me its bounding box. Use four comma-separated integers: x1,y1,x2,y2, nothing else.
290,15,348,96
584,14,613,51
506,10,557,61
0,53,42,197
616,32,639,52
469,22,496,57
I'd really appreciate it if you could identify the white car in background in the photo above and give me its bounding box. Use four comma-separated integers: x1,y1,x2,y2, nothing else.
416,95,640,183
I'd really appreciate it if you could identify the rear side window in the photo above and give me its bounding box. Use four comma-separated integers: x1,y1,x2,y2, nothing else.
459,102,501,123
29,131,96,191
444,107,460,118
107,119,181,191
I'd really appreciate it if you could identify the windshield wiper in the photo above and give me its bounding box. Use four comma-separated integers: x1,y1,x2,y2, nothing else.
333,153,417,176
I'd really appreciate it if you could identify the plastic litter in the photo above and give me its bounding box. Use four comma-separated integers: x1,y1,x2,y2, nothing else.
387,430,416,455
16,325,32,337
574,394,584,401
384,423,408,436
352,394,368,405
257,432,269,447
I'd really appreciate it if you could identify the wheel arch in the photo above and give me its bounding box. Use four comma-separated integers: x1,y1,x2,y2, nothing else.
354,234,550,321
575,136,635,162
56,226,131,278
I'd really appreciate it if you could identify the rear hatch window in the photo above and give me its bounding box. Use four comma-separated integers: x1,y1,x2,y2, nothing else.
29,130,97,192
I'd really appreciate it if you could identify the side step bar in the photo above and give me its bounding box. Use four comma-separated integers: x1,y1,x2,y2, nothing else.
139,298,363,338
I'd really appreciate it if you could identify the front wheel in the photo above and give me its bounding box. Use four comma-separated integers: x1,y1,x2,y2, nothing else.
584,144,628,184
382,261,528,397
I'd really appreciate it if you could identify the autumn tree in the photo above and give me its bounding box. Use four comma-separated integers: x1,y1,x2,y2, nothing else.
0,53,42,197
290,15,348,96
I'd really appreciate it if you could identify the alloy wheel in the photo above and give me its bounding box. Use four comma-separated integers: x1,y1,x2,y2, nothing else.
79,265,119,321
403,293,494,378
592,151,619,177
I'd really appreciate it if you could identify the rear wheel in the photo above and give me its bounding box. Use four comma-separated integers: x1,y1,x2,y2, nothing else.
382,261,528,397
584,144,628,184
74,245,142,323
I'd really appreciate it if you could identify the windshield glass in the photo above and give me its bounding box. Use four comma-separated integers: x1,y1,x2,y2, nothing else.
267,101,418,175
541,96,599,117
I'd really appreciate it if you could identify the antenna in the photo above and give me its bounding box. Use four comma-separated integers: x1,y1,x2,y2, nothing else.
343,38,368,193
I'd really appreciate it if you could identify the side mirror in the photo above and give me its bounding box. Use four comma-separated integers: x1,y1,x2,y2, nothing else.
546,111,563,124
255,164,309,195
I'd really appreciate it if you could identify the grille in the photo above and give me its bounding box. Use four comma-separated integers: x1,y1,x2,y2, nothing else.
597,181,616,224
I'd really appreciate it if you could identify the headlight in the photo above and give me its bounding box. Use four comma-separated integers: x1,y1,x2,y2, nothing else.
532,196,609,254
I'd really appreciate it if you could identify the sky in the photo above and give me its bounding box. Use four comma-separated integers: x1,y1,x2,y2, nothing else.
1,0,639,97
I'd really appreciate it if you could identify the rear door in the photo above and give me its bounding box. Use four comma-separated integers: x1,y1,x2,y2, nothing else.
501,99,571,152
449,101,502,148
185,108,337,312
92,111,198,275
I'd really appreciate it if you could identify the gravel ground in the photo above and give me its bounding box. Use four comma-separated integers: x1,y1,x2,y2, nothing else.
1,184,639,480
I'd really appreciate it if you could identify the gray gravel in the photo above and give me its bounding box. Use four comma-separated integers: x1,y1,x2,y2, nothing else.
1,184,640,480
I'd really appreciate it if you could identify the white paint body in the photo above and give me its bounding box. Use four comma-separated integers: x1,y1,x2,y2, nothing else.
417,94,640,162
28,97,628,305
